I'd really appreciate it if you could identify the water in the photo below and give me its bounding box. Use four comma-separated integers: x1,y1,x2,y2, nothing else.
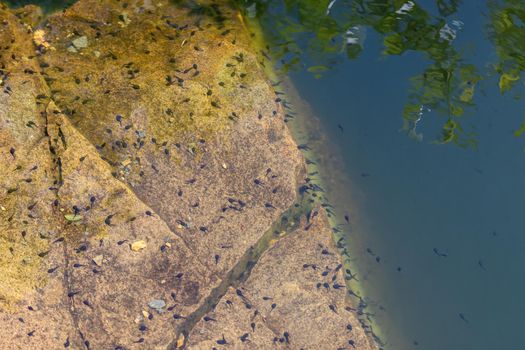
9,0,525,348
265,1,525,349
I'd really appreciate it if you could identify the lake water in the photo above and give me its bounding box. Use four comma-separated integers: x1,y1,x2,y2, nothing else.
8,0,525,348
270,0,525,349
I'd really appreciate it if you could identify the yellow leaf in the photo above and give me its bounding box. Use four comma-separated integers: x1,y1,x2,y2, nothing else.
131,240,147,251
92,255,104,266
176,334,185,348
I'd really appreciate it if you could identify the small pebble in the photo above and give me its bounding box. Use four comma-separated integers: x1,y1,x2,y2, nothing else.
148,299,166,310
72,36,88,49
92,255,103,266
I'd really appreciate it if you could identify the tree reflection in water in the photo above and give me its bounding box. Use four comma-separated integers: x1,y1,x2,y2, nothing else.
231,0,525,148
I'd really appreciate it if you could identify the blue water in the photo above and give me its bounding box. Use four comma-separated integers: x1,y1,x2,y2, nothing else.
286,1,525,349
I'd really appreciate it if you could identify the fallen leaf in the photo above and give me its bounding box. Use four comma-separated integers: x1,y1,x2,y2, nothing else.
176,334,185,348
131,240,147,251
64,214,82,222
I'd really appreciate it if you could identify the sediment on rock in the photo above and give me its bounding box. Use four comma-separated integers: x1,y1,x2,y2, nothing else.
167,197,309,349
185,209,378,350
46,100,218,348
0,4,78,348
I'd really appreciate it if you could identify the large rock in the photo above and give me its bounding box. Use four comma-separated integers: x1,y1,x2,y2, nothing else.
40,0,303,285
0,1,379,349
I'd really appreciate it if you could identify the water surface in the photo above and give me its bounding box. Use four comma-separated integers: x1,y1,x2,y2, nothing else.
9,0,525,348
273,1,525,349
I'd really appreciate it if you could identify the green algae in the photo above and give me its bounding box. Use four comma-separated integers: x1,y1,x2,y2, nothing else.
37,0,269,172
4,0,72,13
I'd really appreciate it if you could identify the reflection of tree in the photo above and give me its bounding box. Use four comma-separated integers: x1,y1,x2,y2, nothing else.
404,61,479,148
371,1,479,147
489,0,525,93
489,0,525,136
231,0,483,146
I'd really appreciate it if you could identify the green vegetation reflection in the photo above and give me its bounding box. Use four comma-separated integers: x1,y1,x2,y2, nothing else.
229,0,525,148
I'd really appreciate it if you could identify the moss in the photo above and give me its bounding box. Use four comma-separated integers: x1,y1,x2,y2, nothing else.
38,0,269,172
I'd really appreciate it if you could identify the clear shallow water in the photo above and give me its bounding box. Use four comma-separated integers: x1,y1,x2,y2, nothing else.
10,0,525,348
281,1,525,349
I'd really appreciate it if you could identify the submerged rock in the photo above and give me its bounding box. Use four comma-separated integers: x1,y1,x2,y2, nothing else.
0,0,378,349
186,210,377,349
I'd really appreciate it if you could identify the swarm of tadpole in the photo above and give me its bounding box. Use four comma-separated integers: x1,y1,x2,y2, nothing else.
0,1,378,349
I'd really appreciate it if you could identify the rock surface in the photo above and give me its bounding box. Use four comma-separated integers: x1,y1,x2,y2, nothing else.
0,1,379,349
186,210,377,350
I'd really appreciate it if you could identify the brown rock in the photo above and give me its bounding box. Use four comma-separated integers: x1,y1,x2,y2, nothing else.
45,102,216,348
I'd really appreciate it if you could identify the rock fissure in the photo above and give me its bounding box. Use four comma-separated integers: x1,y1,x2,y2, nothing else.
45,99,194,251
168,196,310,350
60,237,85,348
